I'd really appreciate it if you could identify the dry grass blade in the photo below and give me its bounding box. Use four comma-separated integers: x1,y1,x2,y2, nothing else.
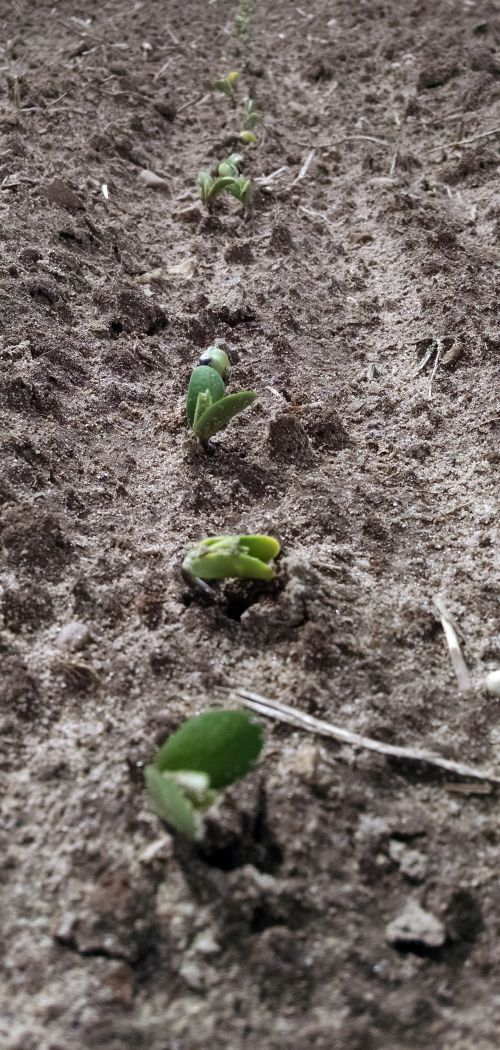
235,688,500,784
433,595,472,692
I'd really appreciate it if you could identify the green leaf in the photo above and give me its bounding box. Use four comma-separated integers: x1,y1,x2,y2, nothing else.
187,365,225,426
242,97,261,130
193,390,212,432
197,170,215,203
218,153,243,178
240,535,281,562
205,175,237,200
199,535,280,563
156,710,263,789
186,547,277,581
226,176,252,205
213,71,240,95
145,765,199,838
193,390,256,443
182,535,280,583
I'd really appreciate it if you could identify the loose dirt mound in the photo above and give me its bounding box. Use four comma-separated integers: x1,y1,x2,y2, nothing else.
1,1,499,1048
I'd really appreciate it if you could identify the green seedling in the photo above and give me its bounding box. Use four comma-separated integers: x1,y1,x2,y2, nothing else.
197,154,252,207
145,709,263,838
227,175,252,204
217,152,244,178
182,534,281,593
242,97,261,130
213,70,240,96
234,0,253,41
186,344,256,447
197,170,237,204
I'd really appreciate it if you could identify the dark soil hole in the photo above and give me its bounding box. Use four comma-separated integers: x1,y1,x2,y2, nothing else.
110,318,124,336
224,592,252,622
195,786,283,874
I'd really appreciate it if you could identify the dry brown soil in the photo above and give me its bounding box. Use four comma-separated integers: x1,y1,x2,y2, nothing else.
1,0,500,1047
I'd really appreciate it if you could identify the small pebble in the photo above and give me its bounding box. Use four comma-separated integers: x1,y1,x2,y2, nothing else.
385,899,445,948
485,670,500,697
55,621,91,652
139,168,168,189
389,840,428,883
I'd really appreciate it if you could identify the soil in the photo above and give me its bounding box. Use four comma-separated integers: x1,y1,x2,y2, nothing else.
1,0,499,1047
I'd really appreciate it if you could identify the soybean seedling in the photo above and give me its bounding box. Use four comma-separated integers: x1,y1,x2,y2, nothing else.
186,343,256,447
213,70,240,96
197,153,252,207
182,534,281,599
242,97,261,130
145,709,263,839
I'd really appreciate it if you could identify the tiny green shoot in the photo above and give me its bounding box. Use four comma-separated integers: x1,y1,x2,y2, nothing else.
213,70,240,96
234,0,254,42
186,344,256,447
145,709,263,838
182,534,281,590
242,97,261,130
197,154,252,207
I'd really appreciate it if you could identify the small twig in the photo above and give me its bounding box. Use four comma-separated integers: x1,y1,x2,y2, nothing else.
153,57,174,81
412,342,436,377
255,166,289,186
177,92,208,114
433,596,472,692
318,134,391,149
472,414,500,432
235,688,500,784
428,124,500,155
291,149,315,186
428,338,442,398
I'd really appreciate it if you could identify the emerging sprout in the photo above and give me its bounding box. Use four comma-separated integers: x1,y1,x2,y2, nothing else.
198,345,230,380
218,152,244,178
145,709,263,838
197,154,252,207
182,534,281,588
242,97,261,130
186,344,256,447
213,70,240,96
240,130,257,145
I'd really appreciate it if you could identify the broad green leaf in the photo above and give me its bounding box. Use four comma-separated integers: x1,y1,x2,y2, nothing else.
145,765,199,838
227,176,252,204
194,390,256,444
186,365,225,426
205,175,237,200
156,710,263,789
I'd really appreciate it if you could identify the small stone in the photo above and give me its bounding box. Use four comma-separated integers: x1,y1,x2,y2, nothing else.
386,900,445,949
389,841,428,883
190,929,220,956
138,168,168,189
292,744,320,783
41,178,85,212
55,621,91,652
172,204,203,223
485,670,500,697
